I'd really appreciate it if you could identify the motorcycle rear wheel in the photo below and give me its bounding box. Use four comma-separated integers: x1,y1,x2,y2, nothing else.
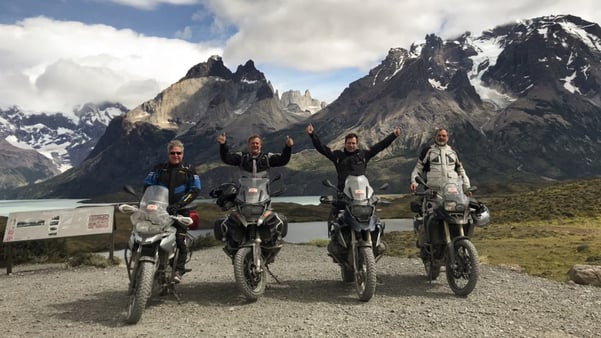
233,247,266,301
355,247,377,302
125,261,154,324
446,239,479,297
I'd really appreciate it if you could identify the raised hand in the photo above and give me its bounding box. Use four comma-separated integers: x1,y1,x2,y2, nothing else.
306,123,314,135
217,132,226,144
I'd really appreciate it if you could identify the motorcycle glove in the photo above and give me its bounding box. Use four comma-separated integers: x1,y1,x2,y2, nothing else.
167,203,182,215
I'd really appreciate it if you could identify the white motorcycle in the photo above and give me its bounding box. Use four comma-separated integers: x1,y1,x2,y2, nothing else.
118,185,195,324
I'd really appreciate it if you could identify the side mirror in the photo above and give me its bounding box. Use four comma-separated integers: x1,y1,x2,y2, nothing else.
322,179,337,190
123,185,138,198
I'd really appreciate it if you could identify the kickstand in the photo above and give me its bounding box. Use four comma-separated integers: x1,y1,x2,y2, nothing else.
265,265,281,284
172,285,183,304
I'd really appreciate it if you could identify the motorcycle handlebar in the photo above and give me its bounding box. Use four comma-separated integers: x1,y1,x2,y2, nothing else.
171,215,194,226
118,204,138,213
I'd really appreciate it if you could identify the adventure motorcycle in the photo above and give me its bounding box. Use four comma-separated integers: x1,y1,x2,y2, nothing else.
210,174,287,301
320,175,388,302
412,176,489,296
118,185,197,324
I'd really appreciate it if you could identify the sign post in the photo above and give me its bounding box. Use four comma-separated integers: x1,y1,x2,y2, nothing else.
2,206,115,274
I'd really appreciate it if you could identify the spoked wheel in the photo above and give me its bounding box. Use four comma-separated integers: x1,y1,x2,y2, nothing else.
354,247,377,302
125,261,154,324
445,239,479,297
233,247,266,301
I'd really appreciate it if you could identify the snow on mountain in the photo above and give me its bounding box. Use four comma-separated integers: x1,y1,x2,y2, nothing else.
0,102,127,172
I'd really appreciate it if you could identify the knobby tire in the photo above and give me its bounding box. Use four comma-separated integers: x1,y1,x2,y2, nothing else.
125,261,154,324
446,239,479,297
355,247,377,302
233,247,266,301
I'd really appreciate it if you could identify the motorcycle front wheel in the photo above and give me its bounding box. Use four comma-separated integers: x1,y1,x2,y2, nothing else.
355,247,377,302
125,261,154,324
233,247,266,301
445,239,479,297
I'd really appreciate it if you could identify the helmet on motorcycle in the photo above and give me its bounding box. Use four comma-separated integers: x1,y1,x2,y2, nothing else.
472,204,490,227
221,183,238,197
217,183,238,209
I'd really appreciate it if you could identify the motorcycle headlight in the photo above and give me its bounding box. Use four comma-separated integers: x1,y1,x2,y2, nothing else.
134,220,164,235
444,201,457,211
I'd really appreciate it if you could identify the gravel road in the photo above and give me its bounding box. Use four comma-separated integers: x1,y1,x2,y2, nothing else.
1,244,600,337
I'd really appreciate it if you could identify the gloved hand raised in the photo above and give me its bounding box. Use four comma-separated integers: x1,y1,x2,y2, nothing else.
167,203,182,215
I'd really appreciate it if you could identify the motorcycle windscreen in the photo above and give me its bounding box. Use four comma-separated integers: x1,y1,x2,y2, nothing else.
343,175,373,203
237,177,270,204
132,185,172,232
441,180,469,212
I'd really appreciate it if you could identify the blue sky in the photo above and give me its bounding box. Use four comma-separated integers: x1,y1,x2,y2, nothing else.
0,0,599,113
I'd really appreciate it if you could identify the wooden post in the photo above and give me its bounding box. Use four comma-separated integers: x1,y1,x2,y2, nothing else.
6,243,13,275
109,208,116,262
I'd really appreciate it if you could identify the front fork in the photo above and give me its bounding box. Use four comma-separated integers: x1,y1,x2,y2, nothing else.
444,221,466,269
350,231,372,273
249,227,263,275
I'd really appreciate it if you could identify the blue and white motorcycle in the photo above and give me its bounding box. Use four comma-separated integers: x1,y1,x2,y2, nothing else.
119,185,195,324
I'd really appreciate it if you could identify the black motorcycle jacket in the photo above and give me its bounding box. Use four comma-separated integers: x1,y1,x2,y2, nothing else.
309,132,398,190
219,143,291,173
144,162,201,206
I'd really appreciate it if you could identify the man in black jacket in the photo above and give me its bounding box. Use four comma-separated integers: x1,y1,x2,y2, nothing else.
217,132,293,174
215,132,293,256
306,124,400,190
306,123,400,259
144,140,201,283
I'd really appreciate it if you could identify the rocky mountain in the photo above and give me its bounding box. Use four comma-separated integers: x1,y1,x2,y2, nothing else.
5,14,601,199
279,89,327,115
284,14,601,193
0,102,127,192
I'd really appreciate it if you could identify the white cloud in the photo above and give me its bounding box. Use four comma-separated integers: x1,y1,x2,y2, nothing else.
175,26,193,40
1,0,600,112
202,0,601,72
107,0,202,10
0,16,221,113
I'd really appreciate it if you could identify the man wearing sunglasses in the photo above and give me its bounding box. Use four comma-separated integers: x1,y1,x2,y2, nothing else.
144,139,201,283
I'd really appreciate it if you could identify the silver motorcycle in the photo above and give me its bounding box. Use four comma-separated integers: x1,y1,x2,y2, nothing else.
119,185,195,324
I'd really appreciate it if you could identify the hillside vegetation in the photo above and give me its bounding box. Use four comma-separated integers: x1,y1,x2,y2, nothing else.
2,177,601,282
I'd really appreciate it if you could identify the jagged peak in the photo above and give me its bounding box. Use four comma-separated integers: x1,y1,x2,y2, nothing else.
233,60,267,83
180,55,233,81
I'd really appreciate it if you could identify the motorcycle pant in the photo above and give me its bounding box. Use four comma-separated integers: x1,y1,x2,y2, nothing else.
175,227,188,273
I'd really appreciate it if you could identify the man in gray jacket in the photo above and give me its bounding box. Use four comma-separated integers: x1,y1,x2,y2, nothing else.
409,128,471,194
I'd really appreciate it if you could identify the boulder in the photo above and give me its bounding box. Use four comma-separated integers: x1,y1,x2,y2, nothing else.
568,264,601,286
